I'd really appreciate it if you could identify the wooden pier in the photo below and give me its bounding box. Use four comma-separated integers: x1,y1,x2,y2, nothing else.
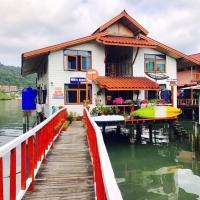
23,121,95,200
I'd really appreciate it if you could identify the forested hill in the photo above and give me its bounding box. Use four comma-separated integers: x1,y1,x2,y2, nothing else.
0,63,36,88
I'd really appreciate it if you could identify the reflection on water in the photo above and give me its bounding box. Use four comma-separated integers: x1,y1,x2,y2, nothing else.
105,124,200,200
0,100,23,146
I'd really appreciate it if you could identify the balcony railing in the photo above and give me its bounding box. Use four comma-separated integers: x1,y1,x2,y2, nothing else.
178,98,199,107
192,73,200,81
105,62,132,76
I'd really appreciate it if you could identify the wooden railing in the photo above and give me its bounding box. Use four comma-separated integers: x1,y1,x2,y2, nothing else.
0,108,67,200
192,73,200,81
105,62,132,76
83,108,123,200
178,98,199,106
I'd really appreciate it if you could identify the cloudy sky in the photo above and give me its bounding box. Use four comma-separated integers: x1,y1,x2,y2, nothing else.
0,0,200,66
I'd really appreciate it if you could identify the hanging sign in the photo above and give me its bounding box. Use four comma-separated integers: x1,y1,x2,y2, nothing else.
86,69,99,81
70,77,86,84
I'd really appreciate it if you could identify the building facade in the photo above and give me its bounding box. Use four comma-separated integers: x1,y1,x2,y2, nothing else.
22,10,200,118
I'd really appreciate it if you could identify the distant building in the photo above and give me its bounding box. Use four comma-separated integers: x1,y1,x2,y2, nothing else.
0,85,18,92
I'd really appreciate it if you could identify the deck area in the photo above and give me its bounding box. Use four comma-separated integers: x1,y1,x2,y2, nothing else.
23,121,95,200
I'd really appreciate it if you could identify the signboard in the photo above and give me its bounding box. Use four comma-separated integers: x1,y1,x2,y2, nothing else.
52,87,64,99
70,77,86,84
86,69,99,81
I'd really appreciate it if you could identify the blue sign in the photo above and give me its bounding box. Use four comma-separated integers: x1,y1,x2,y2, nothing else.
70,77,86,84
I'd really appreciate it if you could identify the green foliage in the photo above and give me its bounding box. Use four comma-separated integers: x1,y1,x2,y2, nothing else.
0,91,12,100
0,63,36,88
91,105,114,116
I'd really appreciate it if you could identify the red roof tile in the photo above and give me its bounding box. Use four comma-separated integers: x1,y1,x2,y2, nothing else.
96,36,156,48
93,10,148,35
189,53,200,61
139,34,200,65
23,32,107,58
95,76,160,90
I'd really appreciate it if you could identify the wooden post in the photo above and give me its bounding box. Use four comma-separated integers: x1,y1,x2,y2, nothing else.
0,157,3,200
148,124,153,143
136,124,142,143
199,92,200,125
21,142,26,190
86,80,88,102
10,148,16,200
129,125,135,144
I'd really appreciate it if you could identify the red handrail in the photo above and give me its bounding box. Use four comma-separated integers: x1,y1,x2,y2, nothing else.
0,108,67,200
83,108,123,200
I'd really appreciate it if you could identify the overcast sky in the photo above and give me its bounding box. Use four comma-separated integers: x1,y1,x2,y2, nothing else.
0,0,200,66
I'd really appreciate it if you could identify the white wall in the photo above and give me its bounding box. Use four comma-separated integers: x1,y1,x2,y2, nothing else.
133,48,177,106
42,43,178,117
47,41,105,116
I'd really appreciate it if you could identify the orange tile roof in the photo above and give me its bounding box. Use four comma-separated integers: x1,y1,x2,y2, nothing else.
23,32,107,58
96,36,156,48
189,53,200,61
95,76,160,90
93,10,148,35
138,34,200,65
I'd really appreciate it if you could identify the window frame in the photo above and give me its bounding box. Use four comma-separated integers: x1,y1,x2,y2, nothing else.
81,55,92,71
64,86,92,105
66,55,78,71
64,89,79,105
144,54,166,73
64,49,92,71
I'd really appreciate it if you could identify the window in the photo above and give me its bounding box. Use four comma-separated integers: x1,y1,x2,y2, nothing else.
144,54,166,73
64,84,92,104
64,49,92,71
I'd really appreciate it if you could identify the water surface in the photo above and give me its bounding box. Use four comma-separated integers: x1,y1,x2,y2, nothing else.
105,126,200,200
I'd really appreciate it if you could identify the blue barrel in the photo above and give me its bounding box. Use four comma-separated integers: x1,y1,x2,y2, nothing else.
22,87,37,110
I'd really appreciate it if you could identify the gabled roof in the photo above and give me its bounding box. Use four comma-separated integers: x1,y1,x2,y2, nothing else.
96,36,156,48
23,32,107,58
93,10,148,36
189,53,200,61
95,76,160,91
138,34,200,66
22,10,200,75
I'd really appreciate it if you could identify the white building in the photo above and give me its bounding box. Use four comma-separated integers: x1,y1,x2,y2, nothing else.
21,10,199,118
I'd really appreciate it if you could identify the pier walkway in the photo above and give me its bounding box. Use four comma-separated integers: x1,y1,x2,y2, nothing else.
23,121,95,200
0,108,122,200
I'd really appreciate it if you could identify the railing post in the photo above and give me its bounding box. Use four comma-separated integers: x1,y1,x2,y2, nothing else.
28,136,34,191
10,148,16,200
21,141,26,190
0,157,3,200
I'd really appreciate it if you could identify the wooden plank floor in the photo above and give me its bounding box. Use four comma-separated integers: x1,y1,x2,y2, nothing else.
23,121,95,200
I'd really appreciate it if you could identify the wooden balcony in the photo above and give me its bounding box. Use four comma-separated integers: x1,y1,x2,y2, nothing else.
105,62,132,77
192,73,200,82
178,98,199,107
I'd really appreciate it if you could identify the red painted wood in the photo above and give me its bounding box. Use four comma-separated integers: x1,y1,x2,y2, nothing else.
28,136,34,191
21,142,26,190
10,148,16,200
0,157,3,200
85,113,106,200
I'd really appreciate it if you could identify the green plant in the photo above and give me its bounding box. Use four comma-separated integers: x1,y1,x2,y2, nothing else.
67,113,73,124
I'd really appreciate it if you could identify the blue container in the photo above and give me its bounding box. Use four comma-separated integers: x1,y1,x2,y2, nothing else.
22,87,37,110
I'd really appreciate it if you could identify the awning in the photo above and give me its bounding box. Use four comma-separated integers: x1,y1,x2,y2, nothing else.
95,76,160,91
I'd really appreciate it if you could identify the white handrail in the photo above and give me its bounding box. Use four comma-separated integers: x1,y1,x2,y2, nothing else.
0,108,66,157
84,108,123,200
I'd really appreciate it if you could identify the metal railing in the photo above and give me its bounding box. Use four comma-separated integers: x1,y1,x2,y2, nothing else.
178,98,199,106
83,108,123,200
0,108,67,200
105,62,132,76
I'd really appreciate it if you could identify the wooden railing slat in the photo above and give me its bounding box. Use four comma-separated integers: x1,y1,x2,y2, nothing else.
10,148,16,200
